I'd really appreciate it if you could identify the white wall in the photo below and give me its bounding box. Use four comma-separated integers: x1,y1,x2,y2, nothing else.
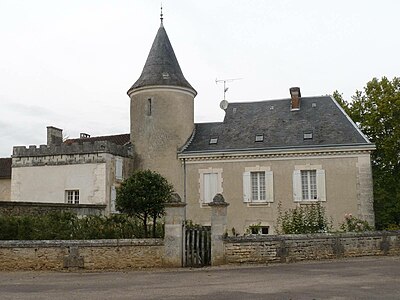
11,163,106,205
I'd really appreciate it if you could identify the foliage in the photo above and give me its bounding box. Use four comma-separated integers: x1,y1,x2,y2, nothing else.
339,213,373,232
116,170,173,237
333,77,400,229
246,223,262,235
0,212,164,240
276,202,332,234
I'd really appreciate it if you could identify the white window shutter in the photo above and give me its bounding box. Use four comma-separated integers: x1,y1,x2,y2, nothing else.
316,169,326,201
293,170,302,201
243,171,251,202
111,186,117,212
115,158,123,180
265,171,274,202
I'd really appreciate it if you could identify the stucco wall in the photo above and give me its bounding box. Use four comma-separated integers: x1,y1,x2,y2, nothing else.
130,88,195,196
184,153,373,234
11,163,107,205
0,178,11,201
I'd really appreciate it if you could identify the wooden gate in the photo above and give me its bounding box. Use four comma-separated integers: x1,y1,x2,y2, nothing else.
185,226,211,267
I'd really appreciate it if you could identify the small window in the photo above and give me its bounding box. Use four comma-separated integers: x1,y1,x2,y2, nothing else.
255,134,264,142
147,98,152,116
312,102,317,108
162,72,170,79
209,137,218,144
250,226,269,235
66,190,79,204
303,131,313,140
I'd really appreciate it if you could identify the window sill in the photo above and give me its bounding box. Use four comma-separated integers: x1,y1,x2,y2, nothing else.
246,202,272,207
294,200,326,204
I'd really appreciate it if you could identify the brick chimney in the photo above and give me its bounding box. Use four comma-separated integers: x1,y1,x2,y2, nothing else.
47,126,63,146
290,87,301,110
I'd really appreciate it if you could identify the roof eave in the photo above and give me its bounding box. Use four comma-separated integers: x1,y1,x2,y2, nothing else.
178,143,376,158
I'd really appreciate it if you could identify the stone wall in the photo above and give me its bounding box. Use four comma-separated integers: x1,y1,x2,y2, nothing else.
0,239,164,271
224,231,400,264
0,201,106,216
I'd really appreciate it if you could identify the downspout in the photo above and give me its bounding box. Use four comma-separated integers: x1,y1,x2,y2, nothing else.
182,157,187,267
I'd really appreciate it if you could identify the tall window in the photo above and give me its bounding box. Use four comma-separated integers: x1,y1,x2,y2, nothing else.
115,157,123,181
243,167,274,203
293,167,326,202
301,170,317,200
251,171,266,201
66,190,79,204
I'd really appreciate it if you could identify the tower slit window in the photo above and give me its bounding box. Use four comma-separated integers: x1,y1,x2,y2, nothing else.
147,98,152,116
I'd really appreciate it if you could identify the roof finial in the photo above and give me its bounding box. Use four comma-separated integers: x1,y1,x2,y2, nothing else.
160,3,164,26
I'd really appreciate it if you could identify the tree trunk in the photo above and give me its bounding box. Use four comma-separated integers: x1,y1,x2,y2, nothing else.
152,213,157,238
143,212,148,238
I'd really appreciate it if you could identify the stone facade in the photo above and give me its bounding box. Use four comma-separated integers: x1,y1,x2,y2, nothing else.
0,178,11,201
224,231,400,264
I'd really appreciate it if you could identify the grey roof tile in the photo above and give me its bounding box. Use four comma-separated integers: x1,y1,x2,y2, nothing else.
0,158,11,179
182,96,371,153
65,133,130,146
128,25,196,94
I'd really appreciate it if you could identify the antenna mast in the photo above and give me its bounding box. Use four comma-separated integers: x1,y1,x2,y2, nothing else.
215,78,242,100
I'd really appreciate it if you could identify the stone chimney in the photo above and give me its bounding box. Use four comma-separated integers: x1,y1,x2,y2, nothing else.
47,126,63,146
290,87,301,110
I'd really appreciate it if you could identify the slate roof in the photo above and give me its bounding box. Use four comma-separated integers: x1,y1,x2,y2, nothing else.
128,24,196,94
182,96,371,154
65,133,130,146
0,158,12,179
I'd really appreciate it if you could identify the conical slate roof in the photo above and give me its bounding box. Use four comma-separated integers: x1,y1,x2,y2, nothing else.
128,24,196,94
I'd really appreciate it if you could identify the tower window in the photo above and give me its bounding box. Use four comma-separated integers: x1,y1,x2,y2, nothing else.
147,98,152,116
209,137,218,144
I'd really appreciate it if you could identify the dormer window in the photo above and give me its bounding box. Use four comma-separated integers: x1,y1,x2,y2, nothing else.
303,131,313,140
255,134,264,142
162,72,170,79
209,137,218,145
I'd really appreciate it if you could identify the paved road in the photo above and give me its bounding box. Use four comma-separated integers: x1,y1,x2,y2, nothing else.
1,256,399,299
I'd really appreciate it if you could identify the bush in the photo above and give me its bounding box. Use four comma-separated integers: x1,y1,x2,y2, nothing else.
0,212,164,240
339,214,373,232
276,202,332,234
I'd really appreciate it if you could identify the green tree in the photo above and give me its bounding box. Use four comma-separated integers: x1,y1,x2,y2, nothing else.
333,77,400,229
116,170,173,237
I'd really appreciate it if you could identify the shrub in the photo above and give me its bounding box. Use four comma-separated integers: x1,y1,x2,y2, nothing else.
339,214,373,232
276,202,332,234
0,212,164,240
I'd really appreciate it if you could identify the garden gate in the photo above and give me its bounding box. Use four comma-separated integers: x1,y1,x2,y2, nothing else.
184,226,211,267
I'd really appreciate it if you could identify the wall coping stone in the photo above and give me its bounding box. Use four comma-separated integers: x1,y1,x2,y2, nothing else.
225,231,400,243
0,239,164,248
0,201,106,209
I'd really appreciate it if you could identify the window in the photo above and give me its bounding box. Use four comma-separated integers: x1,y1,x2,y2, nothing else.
251,172,266,201
293,166,326,201
303,131,313,140
251,226,269,235
147,98,152,116
301,170,317,200
243,167,273,203
115,157,123,180
255,134,264,142
199,168,223,205
66,190,79,204
209,137,218,144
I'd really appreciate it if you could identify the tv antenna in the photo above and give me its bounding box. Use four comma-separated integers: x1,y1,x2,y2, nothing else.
215,77,242,100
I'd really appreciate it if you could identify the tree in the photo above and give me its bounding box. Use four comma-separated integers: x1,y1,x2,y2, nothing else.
116,170,173,237
333,77,400,229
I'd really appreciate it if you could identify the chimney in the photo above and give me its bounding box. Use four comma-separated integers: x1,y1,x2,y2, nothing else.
290,87,301,110
47,126,63,146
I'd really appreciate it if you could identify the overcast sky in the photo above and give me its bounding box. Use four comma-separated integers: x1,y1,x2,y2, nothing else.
1,0,399,157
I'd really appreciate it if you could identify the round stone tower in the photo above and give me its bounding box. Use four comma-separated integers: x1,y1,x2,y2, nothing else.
127,18,197,194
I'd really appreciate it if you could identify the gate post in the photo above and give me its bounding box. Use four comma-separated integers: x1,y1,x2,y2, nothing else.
164,193,186,267
209,194,229,266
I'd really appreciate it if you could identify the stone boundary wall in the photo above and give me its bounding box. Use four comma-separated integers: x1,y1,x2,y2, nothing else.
0,201,106,216
0,239,164,271
224,231,400,264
